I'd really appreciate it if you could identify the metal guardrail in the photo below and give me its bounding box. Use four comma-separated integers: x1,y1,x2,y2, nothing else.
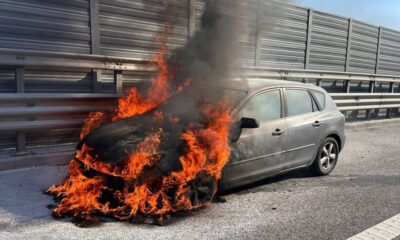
242,67,400,83
1,50,400,155
0,48,157,72
243,67,400,119
0,49,156,153
0,93,116,132
330,93,400,119
331,93,400,111
0,93,117,153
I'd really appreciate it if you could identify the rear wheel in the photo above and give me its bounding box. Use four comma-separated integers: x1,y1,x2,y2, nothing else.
312,137,339,176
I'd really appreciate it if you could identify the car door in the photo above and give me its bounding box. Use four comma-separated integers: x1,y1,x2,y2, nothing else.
283,88,324,170
225,88,287,188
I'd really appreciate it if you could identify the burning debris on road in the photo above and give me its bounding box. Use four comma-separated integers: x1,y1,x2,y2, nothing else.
46,1,242,226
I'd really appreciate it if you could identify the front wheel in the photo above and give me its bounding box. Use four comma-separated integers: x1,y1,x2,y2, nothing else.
312,137,339,176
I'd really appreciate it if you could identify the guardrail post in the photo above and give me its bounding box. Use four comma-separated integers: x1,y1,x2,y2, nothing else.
114,71,123,95
375,27,382,74
345,19,353,71
389,82,395,93
386,108,392,118
344,80,351,93
90,0,101,92
254,0,262,66
16,132,26,153
16,66,24,93
305,9,313,69
15,66,26,152
386,82,395,118
366,81,375,119
188,0,195,38
368,81,375,93
92,70,101,92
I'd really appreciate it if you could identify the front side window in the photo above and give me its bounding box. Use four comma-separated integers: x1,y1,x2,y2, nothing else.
286,89,313,117
239,90,281,122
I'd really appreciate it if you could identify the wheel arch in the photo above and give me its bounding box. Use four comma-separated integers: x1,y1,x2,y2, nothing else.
326,133,342,152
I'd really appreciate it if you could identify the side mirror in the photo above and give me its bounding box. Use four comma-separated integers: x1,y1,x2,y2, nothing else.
229,118,260,142
240,117,260,129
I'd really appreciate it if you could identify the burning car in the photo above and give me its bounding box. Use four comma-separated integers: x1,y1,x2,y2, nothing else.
47,78,345,225
81,78,345,195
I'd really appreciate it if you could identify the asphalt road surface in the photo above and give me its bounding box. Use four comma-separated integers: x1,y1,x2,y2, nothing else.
1,123,399,240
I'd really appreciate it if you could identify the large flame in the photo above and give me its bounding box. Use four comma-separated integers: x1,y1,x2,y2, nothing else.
113,42,173,122
47,25,233,225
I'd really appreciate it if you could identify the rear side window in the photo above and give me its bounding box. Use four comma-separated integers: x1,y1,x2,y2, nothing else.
239,90,281,122
285,89,313,117
311,90,326,111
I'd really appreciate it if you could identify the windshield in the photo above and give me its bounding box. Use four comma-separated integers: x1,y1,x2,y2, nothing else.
158,88,247,120
207,88,247,108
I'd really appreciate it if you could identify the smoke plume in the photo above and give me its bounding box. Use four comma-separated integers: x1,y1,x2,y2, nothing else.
161,0,245,121
170,1,241,87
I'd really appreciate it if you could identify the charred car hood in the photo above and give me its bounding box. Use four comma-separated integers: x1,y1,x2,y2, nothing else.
78,111,194,177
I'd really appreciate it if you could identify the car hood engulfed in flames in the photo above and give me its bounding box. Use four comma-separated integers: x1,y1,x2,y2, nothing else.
46,1,242,226
80,86,235,178
46,59,233,225
46,90,232,225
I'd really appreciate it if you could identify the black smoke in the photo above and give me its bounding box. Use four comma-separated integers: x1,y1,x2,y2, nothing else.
169,1,241,89
162,0,244,122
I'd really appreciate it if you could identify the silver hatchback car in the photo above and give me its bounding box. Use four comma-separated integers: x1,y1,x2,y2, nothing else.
219,79,346,191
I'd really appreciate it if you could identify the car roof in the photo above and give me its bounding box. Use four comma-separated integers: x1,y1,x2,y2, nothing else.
221,78,324,93
241,78,318,92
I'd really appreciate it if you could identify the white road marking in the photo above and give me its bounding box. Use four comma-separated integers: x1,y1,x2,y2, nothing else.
348,214,400,240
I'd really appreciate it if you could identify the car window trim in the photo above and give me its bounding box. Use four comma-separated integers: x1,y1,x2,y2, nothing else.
308,90,320,112
283,87,316,119
235,87,284,124
309,89,325,111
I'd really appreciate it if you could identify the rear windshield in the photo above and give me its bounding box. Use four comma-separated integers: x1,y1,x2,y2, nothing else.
311,90,326,111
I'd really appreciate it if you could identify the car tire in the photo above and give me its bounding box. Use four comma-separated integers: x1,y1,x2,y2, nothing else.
312,137,339,176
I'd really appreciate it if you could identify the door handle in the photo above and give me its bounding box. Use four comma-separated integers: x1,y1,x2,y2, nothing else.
312,121,322,127
272,129,285,136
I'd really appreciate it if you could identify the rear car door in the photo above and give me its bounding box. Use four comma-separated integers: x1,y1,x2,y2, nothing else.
225,89,287,188
283,88,324,170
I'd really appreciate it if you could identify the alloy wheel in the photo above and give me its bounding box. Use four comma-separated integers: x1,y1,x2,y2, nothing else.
320,142,337,170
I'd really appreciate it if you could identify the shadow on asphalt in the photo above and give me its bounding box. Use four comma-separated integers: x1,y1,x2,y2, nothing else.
220,168,316,196
219,168,400,197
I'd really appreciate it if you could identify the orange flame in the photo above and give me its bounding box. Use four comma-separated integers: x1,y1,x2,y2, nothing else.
113,25,174,122
48,100,232,222
80,112,106,140
47,23,233,224
48,159,109,222
121,129,162,180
